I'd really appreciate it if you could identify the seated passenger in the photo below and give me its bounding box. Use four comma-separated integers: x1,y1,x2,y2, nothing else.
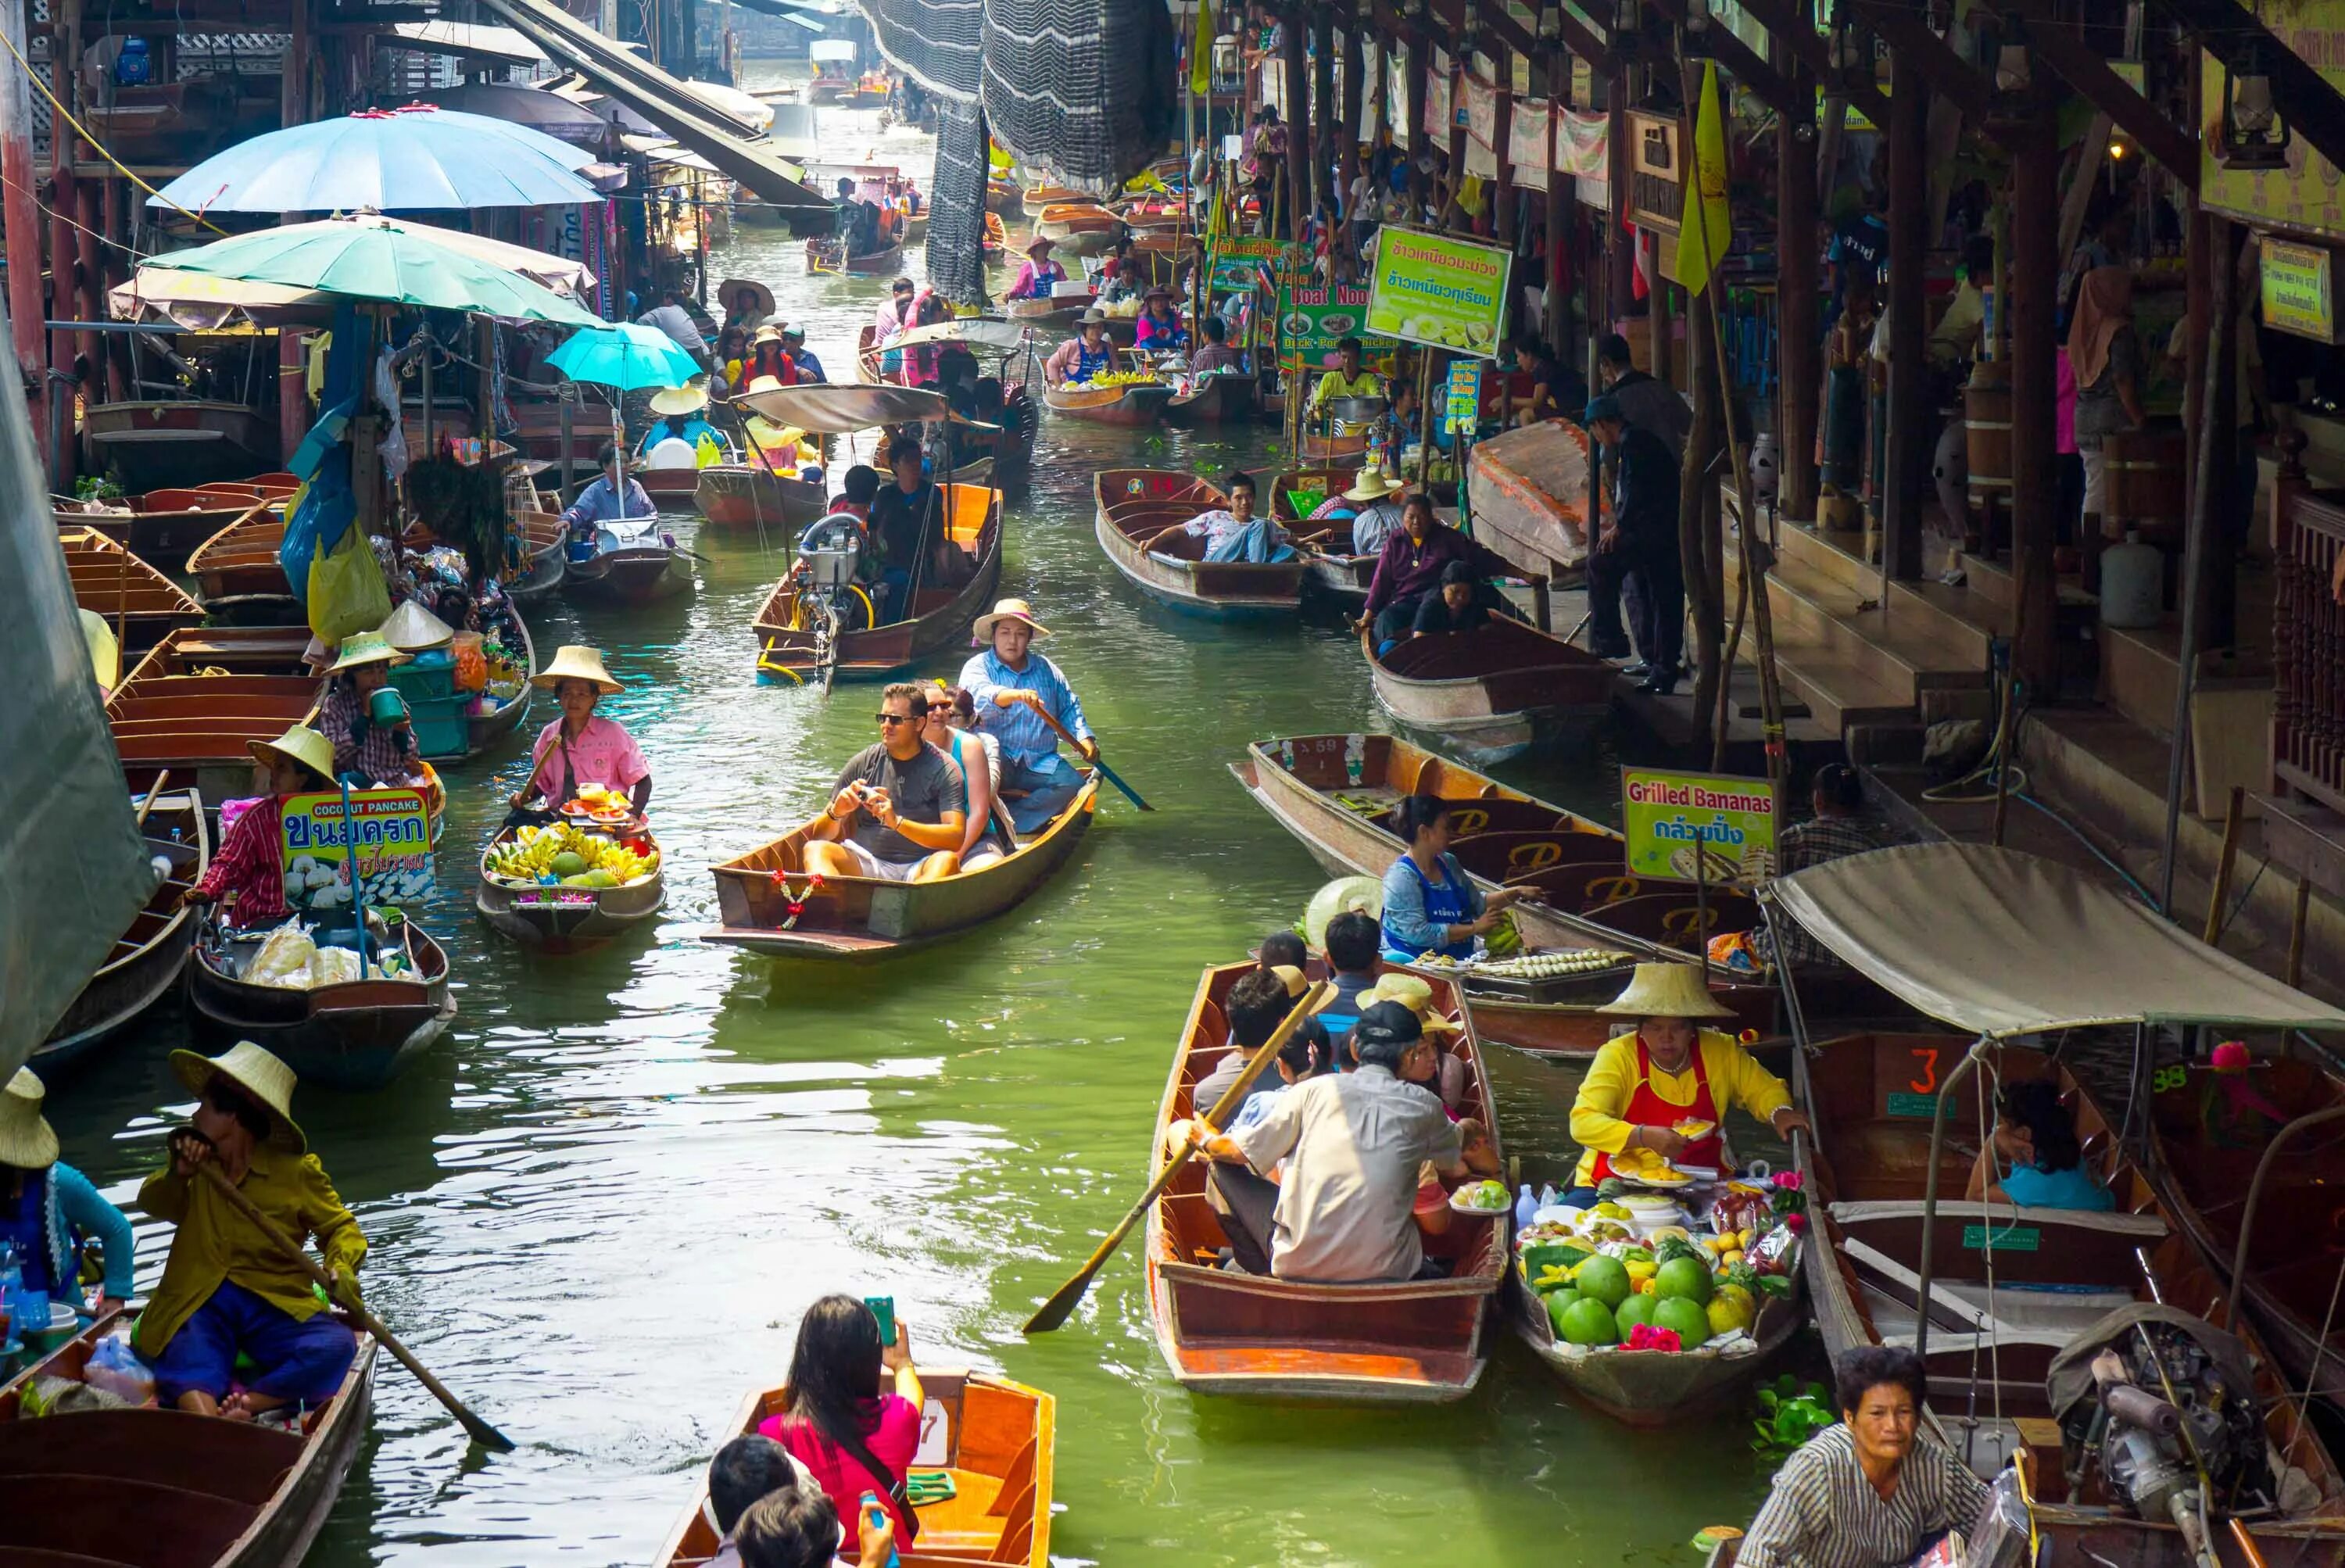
802,682,968,883
1257,929,1308,972
1314,910,1386,1040
2,1067,135,1316
1188,313,1247,374
920,685,1010,871
1141,471,1294,564
1411,560,1493,638
314,632,427,788
559,444,656,549
704,1435,816,1568
637,382,723,460
756,1294,922,1560
138,1042,364,1422
181,726,338,928
1189,967,1317,1137
1308,469,1405,557
1044,312,1117,386
1379,794,1526,964
1967,1079,2115,1211
735,1487,893,1568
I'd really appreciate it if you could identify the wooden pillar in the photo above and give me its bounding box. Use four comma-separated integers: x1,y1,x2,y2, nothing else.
1,0,48,444
1774,3,1818,524
1339,21,1363,202
1545,50,1570,360
1606,71,1632,326
1881,50,1928,578
2009,98,2060,692
1492,43,1515,247
72,173,97,399
1312,5,1336,222
46,0,77,485
1407,37,1430,210
2200,213,2241,651
283,0,311,128
1283,8,1310,235
1446,54,1468,231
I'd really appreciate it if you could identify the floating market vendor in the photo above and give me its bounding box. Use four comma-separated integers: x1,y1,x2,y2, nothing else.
1133,286,1187,353
1738,1345,1989,1568
180,725,337,928
2,1066,135,1318
1309,336,1384,418
1357,494,1514,654
638,383,724,460
1379,794,1527,963
958,597,1095,833
1964,1079,2115,1211
1143,471,1294,564
314,631,425,789
1559,963,1809,1206
559,445,657,547
1329,469,1407,558
1005,235,1067,302
1044,311,1117,387
137,1041,365,1423
509,646,652,822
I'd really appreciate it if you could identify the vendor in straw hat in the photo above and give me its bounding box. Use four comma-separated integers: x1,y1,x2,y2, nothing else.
1044,310,1118,387
137,1042,364,1420
181,725,338,927
1311,467,1408,560
1561,962,1807,1206
958,598,1095,833
511,646,651,821
1133,285,1187,353
2,1067,135,1319
1005,234,1066,302
637,381,723,462
316,629,425,789
721,277,775,334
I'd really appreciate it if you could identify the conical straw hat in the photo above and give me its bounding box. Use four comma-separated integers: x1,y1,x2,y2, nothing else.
532,645,624,693
1595,961,1736,1019
1363,972,1462,1032
328,629,410,672
378,600,455,653
170,1041,306,1154
0,1068,59,1170
649,382,711,417
972,599,1051,639
245,724,336,786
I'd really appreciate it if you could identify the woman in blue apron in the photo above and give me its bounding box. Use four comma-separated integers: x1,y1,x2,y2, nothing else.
2,1068,136,1325
1378,795,1527,963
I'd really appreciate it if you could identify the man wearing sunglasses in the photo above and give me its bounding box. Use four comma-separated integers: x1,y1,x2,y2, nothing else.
802,682,968,883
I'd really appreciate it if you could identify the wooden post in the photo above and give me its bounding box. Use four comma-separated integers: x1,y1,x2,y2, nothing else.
72,177,98,390
1881,50,1928,580
1606,72,1631,326
1545,51,1570,360
46,0,78,486
1774,0,1819,524
1491,43,1515,248
1446,54,1468,232
1,0,48,449
1681,282,1726,743
1407,38,1430,213
1312,5,1337,223
2008,95,2060,693
1283,8,1310,238
281,0,316,467
1339,21,1364,205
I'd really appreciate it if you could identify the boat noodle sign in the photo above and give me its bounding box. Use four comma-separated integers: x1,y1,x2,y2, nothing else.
1365,227,1513,358
1618,767,1779,886
278,789,436,912
1274,278,1394,371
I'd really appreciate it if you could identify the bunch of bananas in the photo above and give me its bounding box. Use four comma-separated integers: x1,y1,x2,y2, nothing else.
1086,370,1162,389
485,825,661,888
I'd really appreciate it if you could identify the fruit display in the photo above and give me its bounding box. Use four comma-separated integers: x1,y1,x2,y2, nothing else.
1452,1179,1509,1212
1467,948,1633,981
1083,370,1163,389
485,823,661,890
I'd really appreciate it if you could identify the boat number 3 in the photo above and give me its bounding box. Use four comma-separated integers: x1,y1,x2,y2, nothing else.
2153,1065,2189,1094
1907,1047,1939,1096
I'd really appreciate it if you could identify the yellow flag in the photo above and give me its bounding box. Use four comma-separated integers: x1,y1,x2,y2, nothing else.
1676,60,1732,295
1190,0,1215,97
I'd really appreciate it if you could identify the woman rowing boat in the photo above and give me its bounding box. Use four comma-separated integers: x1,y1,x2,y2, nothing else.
509,646,652,824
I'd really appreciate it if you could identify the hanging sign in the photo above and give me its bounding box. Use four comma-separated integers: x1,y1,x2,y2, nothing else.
1425,70,1453,139
1510,97,1551,192
1464,73,1498,149
1205,234,1286,295
1445,360,1482,433
278,788,436,911
1618,767,1780,885
1385,48,1410,146
1365,226,1513,356
1559,109,1609,209
2261,235,2343,344
1276,279,1394,371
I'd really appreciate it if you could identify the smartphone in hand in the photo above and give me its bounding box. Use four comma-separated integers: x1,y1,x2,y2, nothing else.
865,1295,896,1346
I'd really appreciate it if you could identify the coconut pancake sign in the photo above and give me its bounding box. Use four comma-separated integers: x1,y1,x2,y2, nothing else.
278,789,436,911
1620,768,1778,886
1365,226,1513,358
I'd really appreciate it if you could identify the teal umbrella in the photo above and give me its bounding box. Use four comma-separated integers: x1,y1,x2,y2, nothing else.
546,323,700,391
139,216,599,325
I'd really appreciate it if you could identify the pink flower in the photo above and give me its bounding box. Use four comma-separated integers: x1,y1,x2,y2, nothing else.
1626,1323,1684,1353
1784,1212,1807,1233
1774,1171,1804,1192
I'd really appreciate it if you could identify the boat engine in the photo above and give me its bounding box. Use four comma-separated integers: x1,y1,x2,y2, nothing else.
2071,1325,2269,1568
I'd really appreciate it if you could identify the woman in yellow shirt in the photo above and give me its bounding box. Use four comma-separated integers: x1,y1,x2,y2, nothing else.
1564,963,1809,1204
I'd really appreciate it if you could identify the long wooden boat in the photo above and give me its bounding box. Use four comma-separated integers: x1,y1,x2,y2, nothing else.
562,528,693,607
1144,959,1505,1402
1093,469,1306,618
1462,989,1782,1058
464,612,535,759
59,478,295,572
0,1311,378,1567
188,918,456,1091
1364,621,1616,764
1163,371,1258,427
634,464,705,501
987,178,1023,217
58,525,205,655
693,464,824,535
475,826,665,951
84,398,275,492
1006,295,1094,333
106,629,322,806
701,773,1097,960
36,789,209,1079
1265,467,1378,606
808,237,905,276
1032,201,1122,255
1300,431,1370,464
185,506,299,624
751,483,1001,680
650,1369,1054,1568
508,507,567,602
1046,378,1171,427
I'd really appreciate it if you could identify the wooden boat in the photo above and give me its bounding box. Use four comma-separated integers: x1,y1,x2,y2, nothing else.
1046,371,1170,427
1144,959,1505,1402
1299,430,1369,464
751,483,1001,680
693,464,825,535
36,789,208,1079
1163,371,1258,427
462,612,535,758
562,525,693,607
1263,467,1378,606
702,773,1097,960
1364,621,1616,764
83,399,275,492
508,507,567,602
808,237,905,276
57,525,204,655
1005,292,1095,333
1462,990,1782,1058
987,178,1023,217
188,918,456,1091
106,629,322,806
1032,201,1122,256
650,1369,1054,1568
1093,469,1305,618
58,478,295,572
0,1311,378,1567
634,464,706,501
476,826,665,951
186,507,298,624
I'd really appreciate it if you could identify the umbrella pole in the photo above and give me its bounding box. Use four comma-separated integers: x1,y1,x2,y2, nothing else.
421,325,434,458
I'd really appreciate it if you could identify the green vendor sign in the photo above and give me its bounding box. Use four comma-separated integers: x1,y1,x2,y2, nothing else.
1365,227,1513,358
1275,280,1394,371
1619,767,1780,886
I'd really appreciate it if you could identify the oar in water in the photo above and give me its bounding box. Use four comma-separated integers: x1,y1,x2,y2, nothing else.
1026,703,1152,812
1024,980,1328,1334
194,1160,516,1452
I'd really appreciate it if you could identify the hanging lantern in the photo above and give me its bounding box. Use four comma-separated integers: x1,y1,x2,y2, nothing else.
2218,42,2291,170
1537,0,1560,41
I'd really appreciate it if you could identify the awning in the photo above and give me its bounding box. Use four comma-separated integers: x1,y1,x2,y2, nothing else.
386,21,548,67
732,383,958,432
471,0,833,210
888,317,1029,353
1763,843,2345,1037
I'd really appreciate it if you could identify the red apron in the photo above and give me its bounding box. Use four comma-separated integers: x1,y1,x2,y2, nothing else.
1590,1034,1726,1181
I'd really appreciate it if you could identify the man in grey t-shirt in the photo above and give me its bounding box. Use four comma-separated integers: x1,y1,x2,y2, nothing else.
803,682,968,882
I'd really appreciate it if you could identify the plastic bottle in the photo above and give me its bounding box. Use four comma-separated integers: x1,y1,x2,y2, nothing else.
1513,1184,1538,1227
1536,1182,1559,1212
858,1491,900,1568
14,1286,47,1351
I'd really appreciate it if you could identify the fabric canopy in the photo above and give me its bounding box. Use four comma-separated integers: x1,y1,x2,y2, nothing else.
1763,843,2345,1037
731,383,958,431
888,317,1029,352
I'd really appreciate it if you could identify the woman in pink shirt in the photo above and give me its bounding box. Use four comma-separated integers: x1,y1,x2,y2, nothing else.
1005,235,1067,302
509,644,653,820
757,1295,925,1559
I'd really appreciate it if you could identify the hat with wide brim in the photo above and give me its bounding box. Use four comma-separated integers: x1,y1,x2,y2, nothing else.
720,277,776,318
1025,234,1056,255
754,324,787,346
972,598,1052,640
1364,972,1464,1032
1596,961,1737,1019
378,600,455,654
246,724,336,786
1268,964,1309,1000
0,1068,59,1170
328,629,410,673
532,644,625,694
1344,469,1403,503
1077,309,1108,327
170,1041,305,1155
649,382,711,416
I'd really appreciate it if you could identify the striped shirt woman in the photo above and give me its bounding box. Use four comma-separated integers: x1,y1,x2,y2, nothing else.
1738,1423,1988,1568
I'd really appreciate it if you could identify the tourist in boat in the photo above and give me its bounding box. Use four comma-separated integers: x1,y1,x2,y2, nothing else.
1189,314,1247,374
1339,470,1409,557
1966,1079,2115,1211
559,445,657,547
703,1435,816,1568
1316,911,1386,1040
1142,470,1294,564
1309,336,1384,418
872,277,918,352
802,682,968,884
712,327,751,397
958,597,1096,833
1559,962,1810,1205
779,324,827,384
637,382,724,462
637,285,710,367
180,725,337,928
1596,332,1692,458
1411,560,1495,638
1044,311,1118,387
510,646,652,820
1133,287,1187,353
1584,393,1685,694
137,1041,364,1423
314,631,425,789
755,1294,925,1559
1258,929,1308,972
865,435,954,622
1379,793,1528,963
1358,493,1513,653
921,686,1010,871
2,1067,135,1317
722,279,775,335
732,1487,895,1568
1738,1345,1989,1568
1006,235,1067,302
742,326,797,387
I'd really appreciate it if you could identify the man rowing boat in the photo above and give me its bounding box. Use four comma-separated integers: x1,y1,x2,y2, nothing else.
958,599,1096,835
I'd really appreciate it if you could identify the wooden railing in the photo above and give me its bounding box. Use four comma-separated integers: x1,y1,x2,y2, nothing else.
2272,428,2345,815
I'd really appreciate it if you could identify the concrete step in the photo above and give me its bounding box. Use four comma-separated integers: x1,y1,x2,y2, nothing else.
1771,520,2007,667
1723,546,1992,704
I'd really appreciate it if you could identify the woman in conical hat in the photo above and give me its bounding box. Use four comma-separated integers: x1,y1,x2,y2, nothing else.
315,628,425,789
1559,962,1809,1206
510,646,652,821
137,1041,367,1420
1,1066,137,1319
181,726,337,928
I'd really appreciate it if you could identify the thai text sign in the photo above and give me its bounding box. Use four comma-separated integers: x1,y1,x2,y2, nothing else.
1205,234,1285,297
279,788,435,911
1365,227,1513,357
2261,236,2341,343
1619,767,1778,884
1445,360,1481,433
1275,279,1393,371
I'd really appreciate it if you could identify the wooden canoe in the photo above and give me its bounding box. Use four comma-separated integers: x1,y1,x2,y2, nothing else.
84,399,275,492
188,919,456,1091
1299,430,1369,464
0,1312,378,1568
463,611,535,759
1093,469,1306,618
186,507,299,624
59,478,295,572
57,525,205,655
1006,295,1094,333
1364,621,1616,764
37,789,209,1079
1163,372,1258,427
1032,202,1122,255
1264,467,1378,606
1045,378,1170,427
635,464,705,500
809,238,905,275
1144,959,1505,1402
694,464,825,535
562,528,694,607
650,1369,1054,1568
1019,182,1087,216
508,508,567,602
752,484,1001,679
475,825,665,952
106,628,324,806
701,773,1097,960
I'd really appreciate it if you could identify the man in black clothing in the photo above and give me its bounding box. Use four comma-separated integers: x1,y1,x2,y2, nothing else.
1597,333,1692,459
1584,396,1684,695
1411,560,1493,637
865,435,938,624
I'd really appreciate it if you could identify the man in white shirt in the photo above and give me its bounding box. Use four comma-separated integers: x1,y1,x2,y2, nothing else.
636,286,708,364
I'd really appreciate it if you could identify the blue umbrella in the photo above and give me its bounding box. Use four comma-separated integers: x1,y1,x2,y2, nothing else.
149,106,601,214
547,324,701,392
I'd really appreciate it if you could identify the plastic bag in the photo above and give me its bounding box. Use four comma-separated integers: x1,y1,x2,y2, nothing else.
82,1335,156,1405
247,923,320,990
450,630,487,693
307,947,361,988
306,522,391,644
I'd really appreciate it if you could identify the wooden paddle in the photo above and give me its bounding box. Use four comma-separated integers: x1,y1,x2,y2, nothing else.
195,1161,516,1452
1024,979,1328,1334
134,771,173,829
1024,701,1153,812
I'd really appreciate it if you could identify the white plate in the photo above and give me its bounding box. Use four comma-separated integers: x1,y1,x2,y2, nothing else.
1449,1191,1511,1216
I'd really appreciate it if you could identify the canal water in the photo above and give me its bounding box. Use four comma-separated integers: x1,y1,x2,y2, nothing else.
41,91,1792,1566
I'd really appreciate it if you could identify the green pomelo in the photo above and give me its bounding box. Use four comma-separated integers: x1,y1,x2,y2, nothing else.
1654,1257,1715,1304
1614,1293,1659,1335
1652,1296,1712,1347
1556,1295,1620,1347
550,851,589,878
1572,1255,1631,1308
1542,1290,1583,1334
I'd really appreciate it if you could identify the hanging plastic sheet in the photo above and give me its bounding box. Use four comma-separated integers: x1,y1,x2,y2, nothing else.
279,303,366,605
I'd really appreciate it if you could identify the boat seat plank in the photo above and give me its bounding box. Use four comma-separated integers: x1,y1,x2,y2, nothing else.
0,1407,299,1503
0,1476,256,1567
1166,1341,1481,1387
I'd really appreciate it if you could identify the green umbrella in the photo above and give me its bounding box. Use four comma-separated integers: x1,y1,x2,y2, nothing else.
139,216,600,326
